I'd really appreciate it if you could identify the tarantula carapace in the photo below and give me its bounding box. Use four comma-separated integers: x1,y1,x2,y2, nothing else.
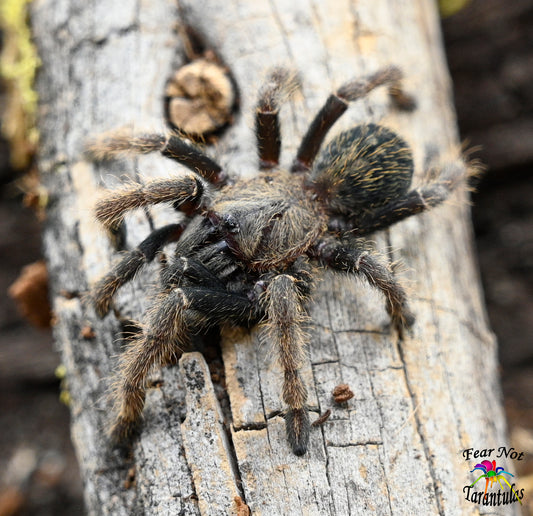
91,66,468,455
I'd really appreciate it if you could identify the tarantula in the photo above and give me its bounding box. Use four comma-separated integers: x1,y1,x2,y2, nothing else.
90,66,468,456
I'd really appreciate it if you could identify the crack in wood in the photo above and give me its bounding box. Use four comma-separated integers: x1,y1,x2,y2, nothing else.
326,441,384,448
395,333,446,516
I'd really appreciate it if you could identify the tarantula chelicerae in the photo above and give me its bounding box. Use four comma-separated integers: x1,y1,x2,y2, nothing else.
91,66,468,456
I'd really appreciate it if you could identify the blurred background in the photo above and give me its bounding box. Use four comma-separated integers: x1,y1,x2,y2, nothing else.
0,0,531,514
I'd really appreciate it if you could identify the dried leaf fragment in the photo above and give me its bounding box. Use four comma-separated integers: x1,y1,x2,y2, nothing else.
332,383,354,403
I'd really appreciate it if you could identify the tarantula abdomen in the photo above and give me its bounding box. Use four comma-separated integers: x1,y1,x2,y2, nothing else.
310,124,414,215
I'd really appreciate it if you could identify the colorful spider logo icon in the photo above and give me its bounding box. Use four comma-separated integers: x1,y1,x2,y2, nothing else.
470,459,522,505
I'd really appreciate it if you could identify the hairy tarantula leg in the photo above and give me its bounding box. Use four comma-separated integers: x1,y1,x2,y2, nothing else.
87,131,225,184
292,66,414,172
93,223,185,317
111,286,258,441
161,256,227,290
313,238,415,333
255,68,299,170
263,274,310,455
180,287,256,325
352,159,470,236
95,173,209,230
111,288,191,441
162,134,225,184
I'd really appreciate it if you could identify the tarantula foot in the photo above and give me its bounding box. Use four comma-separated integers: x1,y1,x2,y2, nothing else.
94,296,112,319
285,408,310,456
109,415,141,444
390,307,415,337
93,278,117,318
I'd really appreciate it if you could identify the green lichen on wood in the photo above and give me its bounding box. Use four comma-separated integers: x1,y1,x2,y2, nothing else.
438,0,472,17
0,0,40,169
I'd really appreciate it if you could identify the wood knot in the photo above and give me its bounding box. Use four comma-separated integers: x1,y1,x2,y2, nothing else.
165,59,236,138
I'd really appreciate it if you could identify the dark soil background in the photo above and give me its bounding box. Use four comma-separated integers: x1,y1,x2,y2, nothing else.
444,4,533,510
0,0,532,514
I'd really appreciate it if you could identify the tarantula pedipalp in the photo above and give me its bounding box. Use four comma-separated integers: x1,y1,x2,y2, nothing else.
90,66,469,456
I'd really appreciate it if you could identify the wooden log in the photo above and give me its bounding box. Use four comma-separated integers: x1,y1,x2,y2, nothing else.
32,0,517,514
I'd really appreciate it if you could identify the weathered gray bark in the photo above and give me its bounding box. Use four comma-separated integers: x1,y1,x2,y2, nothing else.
33,0,516,514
